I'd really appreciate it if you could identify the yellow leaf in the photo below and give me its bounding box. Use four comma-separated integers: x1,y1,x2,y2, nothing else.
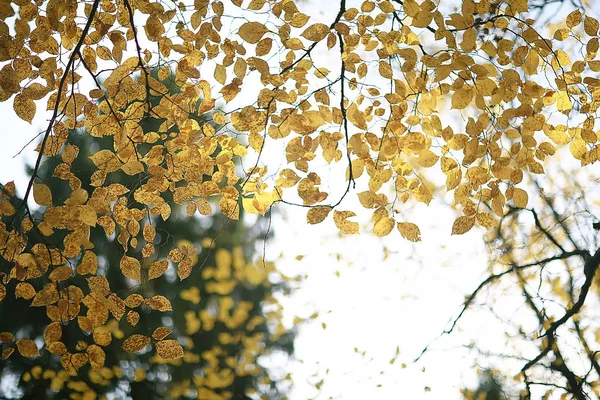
556,92,572,112
452,86,473,109
122,334,151,352
90,150,122,173
16,339,39,358
307,207,331,224
77,251,98,275
585,16,599,36
48,266,73,282
152,327,172,341
476,213,497,229
156,339,184,359
256,38,273,56
397,222,421,242
509,0,528,13
451,216,474,235
523,50,539,75
146,295,172,311
33,183,52,206
301,23,330,41
44,322,62,344
334,211,359,234
512,188,528,208
566,9,582,28
15,283,36,300
378,61,393,79
148,260,168,280
214,64,226,84
212,112,226,124
120,256,141,282
373,217,395,237
238,22,269,44
14,93,36,123
87,344,105,369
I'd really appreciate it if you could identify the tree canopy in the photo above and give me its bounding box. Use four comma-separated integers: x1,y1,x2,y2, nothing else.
0,0,599,398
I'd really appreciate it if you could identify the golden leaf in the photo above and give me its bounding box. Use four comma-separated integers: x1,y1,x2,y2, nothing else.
334,211,359,235
451,216,475,235
90,150,122,173
33,183,52,206
13,93,36,123
301,23,330,42
146,295,172,312
256,38,273,56
509,0,528,13
124,294,144,308
77,251,98,275
397,222,422,242
127,310,140,326
566,9,582,28
15,282,36,300
16,339,39,358
44,322,62,344
0,332,14,343
451,86,473,109
512,188,528,208
87,344,105,369
155,339,184,359
373,216,395,237
120,256,141,282
48,266,73,282
93,331,112,347
2,348,14,359
238,22,269,44
152,327,172,341
307,207,331,224
585,16,599,36
476,213,497,229
122,334,151,353
148,260,168,280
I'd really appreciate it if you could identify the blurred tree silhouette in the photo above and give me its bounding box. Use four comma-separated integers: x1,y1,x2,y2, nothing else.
462,370,507,400
0,72,299,400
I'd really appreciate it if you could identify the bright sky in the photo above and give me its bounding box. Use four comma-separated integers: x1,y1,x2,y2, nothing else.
2,0,599,399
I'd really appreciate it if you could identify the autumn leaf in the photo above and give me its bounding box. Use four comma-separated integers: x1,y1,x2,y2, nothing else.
238,22,269,44
120,256,141,282
451,216,475,235
16,339,39,358
33,183,52,206
373,216,395,237
13,93,36,123
146,295,172,312
301,23,330,41
122,335,151,353
334,211,359,235
397,222,421,242
512,188,529,208
307,207,331,224
155,340,184,359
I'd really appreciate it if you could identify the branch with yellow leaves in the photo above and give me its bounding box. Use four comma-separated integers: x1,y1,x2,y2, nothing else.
10,0,101,229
